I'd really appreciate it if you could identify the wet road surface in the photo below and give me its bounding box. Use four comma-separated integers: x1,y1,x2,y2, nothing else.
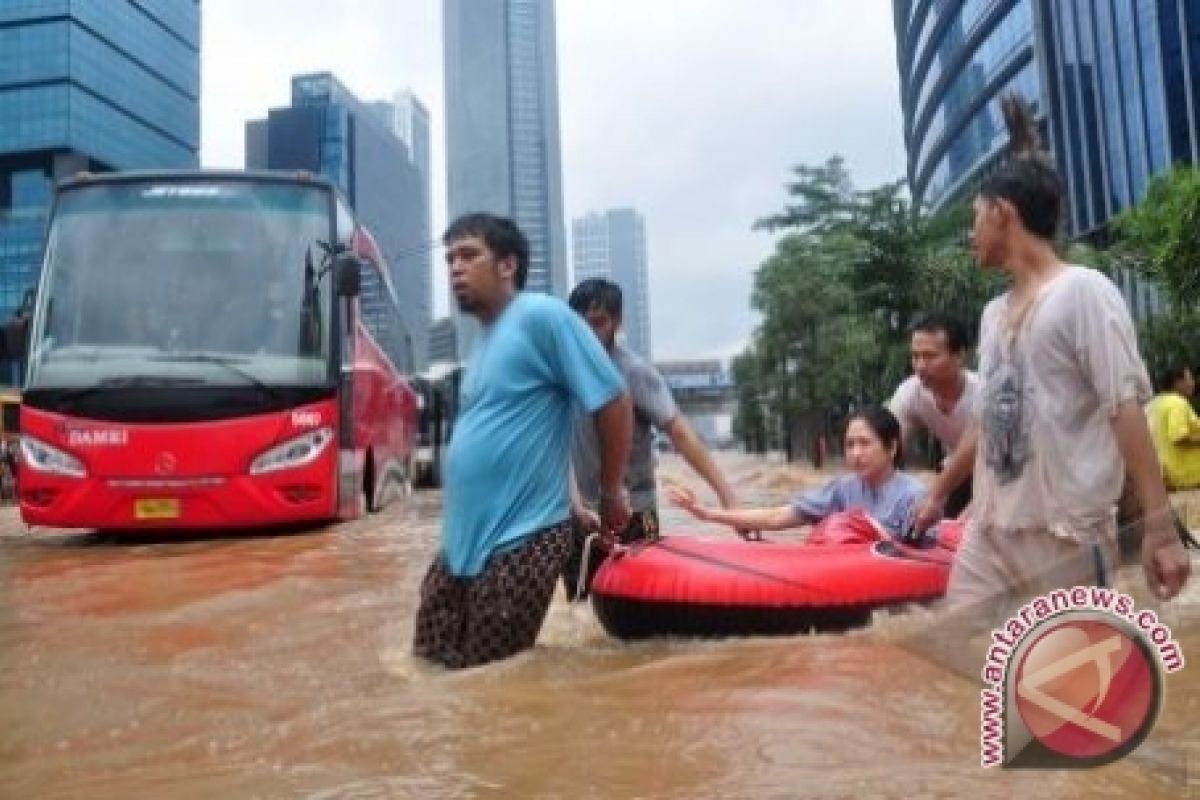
0,453,1196,798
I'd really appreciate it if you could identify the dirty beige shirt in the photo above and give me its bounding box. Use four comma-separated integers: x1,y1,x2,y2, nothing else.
973,266,1151,536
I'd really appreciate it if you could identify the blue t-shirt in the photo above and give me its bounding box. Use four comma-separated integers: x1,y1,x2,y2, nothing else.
442,293,625,576
791,471,926,537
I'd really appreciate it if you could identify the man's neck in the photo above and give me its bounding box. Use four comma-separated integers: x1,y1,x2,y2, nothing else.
1007,238,1065,297
478,290,518,327
930,370,967,409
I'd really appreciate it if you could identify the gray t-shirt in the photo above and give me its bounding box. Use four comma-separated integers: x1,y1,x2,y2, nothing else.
572,344,678,512
791,471,926,537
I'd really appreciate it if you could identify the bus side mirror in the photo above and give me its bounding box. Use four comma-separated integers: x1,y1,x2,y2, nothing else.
336,255,362,297
2,315,29,362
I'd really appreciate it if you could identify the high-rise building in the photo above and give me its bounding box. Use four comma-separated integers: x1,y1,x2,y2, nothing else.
444,0,568,356
892,0,1194,319
427,316,459,366
893,0,1043,216
246,73,430,369
897,1,1200,232
1035,0,1200,241
382,90,433,366
0,0,200,330
572,208,652,360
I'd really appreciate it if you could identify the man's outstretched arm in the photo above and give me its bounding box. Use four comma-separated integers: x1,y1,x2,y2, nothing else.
666,415,738,508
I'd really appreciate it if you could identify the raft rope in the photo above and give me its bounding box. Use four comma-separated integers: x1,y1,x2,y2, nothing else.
620,537,955,599
576,533,599,601
576,533,632,601
585,530,952,599
652,539,824,592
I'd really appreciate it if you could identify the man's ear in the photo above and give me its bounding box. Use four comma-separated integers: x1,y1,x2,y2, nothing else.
497,254,518,284
994,197,1020,230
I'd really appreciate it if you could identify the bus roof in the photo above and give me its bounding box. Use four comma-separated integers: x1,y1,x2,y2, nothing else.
56,169,336,194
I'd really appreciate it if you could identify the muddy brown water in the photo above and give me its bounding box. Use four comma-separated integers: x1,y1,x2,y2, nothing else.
0,453,1195,798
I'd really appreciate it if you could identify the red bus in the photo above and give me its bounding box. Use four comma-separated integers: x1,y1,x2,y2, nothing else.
16,171,420,530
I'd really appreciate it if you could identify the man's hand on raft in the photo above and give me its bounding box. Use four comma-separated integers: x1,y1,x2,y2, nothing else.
599,487,631,550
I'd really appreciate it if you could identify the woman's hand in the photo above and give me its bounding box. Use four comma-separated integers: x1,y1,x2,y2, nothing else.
667,485,706,520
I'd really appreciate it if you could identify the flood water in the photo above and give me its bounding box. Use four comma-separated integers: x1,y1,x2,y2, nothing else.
0,453,1196,799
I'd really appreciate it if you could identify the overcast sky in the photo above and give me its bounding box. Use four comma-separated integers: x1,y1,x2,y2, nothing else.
201,0,907,363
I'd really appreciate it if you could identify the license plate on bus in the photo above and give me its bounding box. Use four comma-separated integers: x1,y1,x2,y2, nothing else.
134,498,180,520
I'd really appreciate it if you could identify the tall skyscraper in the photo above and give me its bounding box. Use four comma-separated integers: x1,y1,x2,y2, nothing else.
572,208,652,360
896,0,1200,234
246,73,431,369
444,0,568,356
0,0,200,328
384,90,433,362
891,0,1198,319
893,0,1042,216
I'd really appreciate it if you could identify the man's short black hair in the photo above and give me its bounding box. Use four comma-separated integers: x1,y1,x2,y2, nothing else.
569,278,623,319
1158,364,1193,392
442,213,530,289
910,313,969,354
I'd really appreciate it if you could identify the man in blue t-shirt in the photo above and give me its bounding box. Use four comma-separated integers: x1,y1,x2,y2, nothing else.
412,214,633,670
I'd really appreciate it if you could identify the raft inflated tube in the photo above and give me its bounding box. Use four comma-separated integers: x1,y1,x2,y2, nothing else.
590,511,963,640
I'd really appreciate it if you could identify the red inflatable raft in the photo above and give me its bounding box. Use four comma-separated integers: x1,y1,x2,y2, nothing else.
591,511,963,639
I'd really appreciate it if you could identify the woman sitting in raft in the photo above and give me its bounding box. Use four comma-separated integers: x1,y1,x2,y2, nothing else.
669,406,932,539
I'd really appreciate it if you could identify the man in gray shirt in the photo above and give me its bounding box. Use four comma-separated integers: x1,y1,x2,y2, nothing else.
563,278,739,600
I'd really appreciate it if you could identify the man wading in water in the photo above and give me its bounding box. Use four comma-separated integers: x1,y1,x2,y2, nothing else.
412,214,633,670
911,95,1190,609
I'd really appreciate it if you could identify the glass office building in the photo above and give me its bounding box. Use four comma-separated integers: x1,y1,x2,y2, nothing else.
1036,0,1200,239
445,0,568,357
572,209,653,360
0,0,200,336
894,1,1200,318
894,0,1043,214
897,0,1200,235
246,73,431,370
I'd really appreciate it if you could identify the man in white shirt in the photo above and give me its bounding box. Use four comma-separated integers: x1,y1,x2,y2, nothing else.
888,314,981,518
912,95,1188,609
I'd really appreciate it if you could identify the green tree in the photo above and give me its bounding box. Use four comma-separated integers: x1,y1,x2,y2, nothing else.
753,156,856,235
1113,164,1200,310
735,158,996,459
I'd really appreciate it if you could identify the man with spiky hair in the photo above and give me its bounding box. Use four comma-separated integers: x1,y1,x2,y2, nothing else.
913,95,1190,607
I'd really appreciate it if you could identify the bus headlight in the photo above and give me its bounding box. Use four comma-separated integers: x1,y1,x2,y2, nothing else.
250,427,334,475
20,436,87,478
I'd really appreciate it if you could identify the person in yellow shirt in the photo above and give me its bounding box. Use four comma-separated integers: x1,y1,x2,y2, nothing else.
1148,365,1200,489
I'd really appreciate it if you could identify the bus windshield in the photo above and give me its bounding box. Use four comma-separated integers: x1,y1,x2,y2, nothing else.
26,178,335,391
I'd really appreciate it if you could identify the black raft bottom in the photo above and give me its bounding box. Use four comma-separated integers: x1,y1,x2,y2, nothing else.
591,595,876,640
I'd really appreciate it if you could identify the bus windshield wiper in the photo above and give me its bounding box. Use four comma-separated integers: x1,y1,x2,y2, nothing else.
149,352,282,400
50,375,207,404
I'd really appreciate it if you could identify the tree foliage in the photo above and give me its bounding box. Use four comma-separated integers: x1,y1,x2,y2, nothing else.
737,157,1200,460
735,158,995,461
1109,165,1200,380
1113,165,1200,310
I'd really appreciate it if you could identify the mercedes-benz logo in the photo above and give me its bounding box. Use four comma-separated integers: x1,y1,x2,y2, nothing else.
154,452,177,476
